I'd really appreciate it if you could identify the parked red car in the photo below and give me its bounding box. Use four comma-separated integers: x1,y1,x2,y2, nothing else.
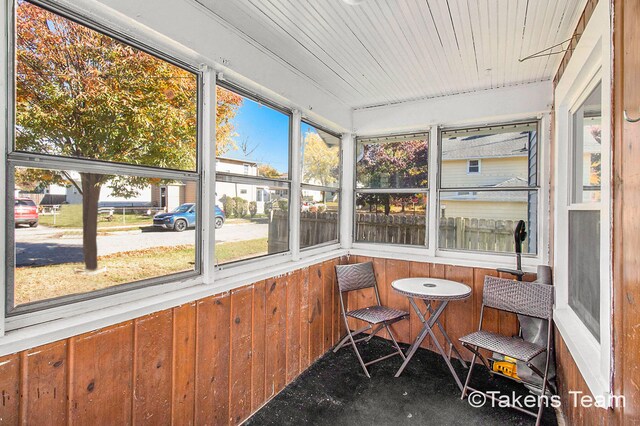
14,198,39,227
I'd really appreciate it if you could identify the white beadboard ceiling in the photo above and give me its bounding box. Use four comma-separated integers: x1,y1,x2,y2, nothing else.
195,0,586,110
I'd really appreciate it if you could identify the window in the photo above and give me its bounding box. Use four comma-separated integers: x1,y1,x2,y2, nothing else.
467,159,481,174
568,82,603,340
355,133,429,246
439,123,538,254
300,121,341,249
7,1,200,313
215,85,291,265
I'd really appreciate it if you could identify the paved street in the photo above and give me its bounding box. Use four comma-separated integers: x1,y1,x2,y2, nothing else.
14,222,268,266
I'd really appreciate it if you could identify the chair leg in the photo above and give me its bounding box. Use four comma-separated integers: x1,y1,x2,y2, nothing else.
535,350,552,426
461,349,478,399
384,323,406,360
340,311,371,377
334,324,372,353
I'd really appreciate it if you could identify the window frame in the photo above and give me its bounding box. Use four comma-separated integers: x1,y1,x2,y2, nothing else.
213,81,294,268
466,159,481,174
437,120,541,256
353,131,430,248
552,0,612,402
299,119,342,251
4,0,204,318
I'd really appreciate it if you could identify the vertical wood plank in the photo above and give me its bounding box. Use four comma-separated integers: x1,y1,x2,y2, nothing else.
322,261,334,352
384,259,412,344
285,271,301,383
21,341,67,425
428,263,447,352
329,259,342,346
265,276,286,399
251,281,266,412
444,265,475,361
172,303,196,426
409,262,431,348
69,323,134,425
229,287,253,425
195,294,230,426
473,269,500,361
133,311,173,425
0,353,20,425
299,268,311,371
307,264,325,361
371,257,388,339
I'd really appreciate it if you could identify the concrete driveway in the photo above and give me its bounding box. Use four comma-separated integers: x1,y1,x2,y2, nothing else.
14,222,268,267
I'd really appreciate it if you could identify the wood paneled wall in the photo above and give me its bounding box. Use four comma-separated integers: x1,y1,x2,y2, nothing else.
0,257,347,426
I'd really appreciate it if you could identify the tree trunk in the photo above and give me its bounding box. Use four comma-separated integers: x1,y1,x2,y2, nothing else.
80,173,103,271
383,194,391,215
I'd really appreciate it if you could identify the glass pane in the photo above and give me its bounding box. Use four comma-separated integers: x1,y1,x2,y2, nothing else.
356,136,428,189
301,123,340,188
300,188,339,249
15,1,198,171
216,86,290,179
355,193,427,246
572,83,602,203
438,190,537,254
215,181,289,264
441,124,537,188
568,210,601,341
12,166,196,308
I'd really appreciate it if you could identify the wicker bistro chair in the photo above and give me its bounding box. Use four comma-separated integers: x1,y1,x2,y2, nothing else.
333,262,409,377
459,276,555,426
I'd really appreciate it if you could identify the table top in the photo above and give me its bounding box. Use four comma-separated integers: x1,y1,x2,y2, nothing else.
391,278,472,301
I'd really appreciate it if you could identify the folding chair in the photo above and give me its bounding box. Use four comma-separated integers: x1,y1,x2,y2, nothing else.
459,276,555,426
333,262,409,377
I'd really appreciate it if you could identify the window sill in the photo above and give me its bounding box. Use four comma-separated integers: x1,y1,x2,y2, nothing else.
0,246,346,357
554,307,612,405
350,243,542,272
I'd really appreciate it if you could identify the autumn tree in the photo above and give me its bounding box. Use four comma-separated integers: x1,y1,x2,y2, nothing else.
302,131,339,187
355,140,428,215
258,164,281,179
15,1,241,270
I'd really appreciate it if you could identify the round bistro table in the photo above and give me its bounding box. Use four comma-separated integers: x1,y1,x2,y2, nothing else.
391,277,472,391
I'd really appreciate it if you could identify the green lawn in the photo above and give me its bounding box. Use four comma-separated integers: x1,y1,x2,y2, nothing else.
14,238,269,306
39,204,153,228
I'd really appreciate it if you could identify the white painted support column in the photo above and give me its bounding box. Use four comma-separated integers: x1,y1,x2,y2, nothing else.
290,110,302,261
427,126,439,255
201,67,217,283
0,0,8,336
340,132,354,250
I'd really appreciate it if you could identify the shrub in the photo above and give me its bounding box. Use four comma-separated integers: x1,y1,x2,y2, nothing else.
249,201,258,217
222,196,235,218
277,198,288,212
317,203,327,213
233,197,249,218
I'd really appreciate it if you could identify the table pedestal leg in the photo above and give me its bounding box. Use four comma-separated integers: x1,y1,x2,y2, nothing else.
395,298,467,392
394,298,447,377
425,302,468,369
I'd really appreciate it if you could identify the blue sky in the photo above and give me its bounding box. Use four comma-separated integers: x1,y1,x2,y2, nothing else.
223,97,293,174
222,96,323,175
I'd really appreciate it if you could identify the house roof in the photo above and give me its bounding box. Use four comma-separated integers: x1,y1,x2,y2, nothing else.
216,156,258,166
442,132,530,161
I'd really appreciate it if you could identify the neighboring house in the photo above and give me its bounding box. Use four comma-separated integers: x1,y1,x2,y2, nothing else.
439,131,533,221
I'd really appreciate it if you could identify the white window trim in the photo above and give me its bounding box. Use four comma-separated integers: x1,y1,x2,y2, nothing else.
0,0,348,341
553,0,612,403
466,159,481,174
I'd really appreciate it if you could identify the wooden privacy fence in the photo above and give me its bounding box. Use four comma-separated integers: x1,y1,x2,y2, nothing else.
355,213,426,245
268,211,339,253
355,213,521,252
439,217,520,252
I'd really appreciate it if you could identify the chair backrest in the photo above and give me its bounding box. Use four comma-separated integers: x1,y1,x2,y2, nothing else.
483,276,553,320
335,262,377,293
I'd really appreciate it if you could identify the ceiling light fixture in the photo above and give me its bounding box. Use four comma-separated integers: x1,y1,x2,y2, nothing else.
342,0,366,5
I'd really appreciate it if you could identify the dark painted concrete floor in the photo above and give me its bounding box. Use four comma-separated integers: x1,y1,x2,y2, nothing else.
244,337,557,426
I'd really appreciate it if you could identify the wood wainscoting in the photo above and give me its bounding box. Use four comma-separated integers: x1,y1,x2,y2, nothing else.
0,257,347,426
